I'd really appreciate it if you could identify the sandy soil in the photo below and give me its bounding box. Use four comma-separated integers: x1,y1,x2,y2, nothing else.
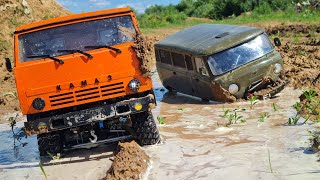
0,0,71,117
265,24,320,92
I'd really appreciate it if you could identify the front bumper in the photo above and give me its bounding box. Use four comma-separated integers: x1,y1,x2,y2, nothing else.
25,94,156,135
253,79,289,100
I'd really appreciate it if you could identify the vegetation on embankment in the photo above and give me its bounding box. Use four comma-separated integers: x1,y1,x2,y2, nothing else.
137,0,320,32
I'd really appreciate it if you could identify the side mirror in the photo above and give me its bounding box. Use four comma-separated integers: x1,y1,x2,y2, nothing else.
5,58,13,72
274,37,281,47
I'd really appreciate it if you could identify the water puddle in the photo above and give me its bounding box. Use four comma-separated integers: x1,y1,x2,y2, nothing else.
0,72,319,179
0,118,114,179
147,73,320,180
0,122,38,166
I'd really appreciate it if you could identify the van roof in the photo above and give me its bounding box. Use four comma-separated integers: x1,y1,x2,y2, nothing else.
15,8,132,34
155,24,264,56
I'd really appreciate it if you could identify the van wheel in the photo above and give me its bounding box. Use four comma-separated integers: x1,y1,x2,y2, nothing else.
165,86,174,92
37,133,62,156
131,111,161,145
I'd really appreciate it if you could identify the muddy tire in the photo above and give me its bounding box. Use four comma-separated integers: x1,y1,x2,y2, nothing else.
37,133,62,156
131,111,160,146
165,86,174,92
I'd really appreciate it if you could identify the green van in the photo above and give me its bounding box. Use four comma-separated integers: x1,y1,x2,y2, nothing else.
155,24,286,102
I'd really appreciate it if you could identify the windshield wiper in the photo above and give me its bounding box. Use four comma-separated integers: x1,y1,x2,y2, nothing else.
58,49,93,59
84,45,122,53
27,55,64,64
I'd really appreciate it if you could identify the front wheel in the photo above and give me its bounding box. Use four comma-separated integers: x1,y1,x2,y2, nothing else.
37,132,62,156
131,111,161,145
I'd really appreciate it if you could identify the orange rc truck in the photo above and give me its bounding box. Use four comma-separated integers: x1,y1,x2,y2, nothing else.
6,8,160,156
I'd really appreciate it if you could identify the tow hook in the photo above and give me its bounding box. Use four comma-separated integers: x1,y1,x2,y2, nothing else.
89,130,98,143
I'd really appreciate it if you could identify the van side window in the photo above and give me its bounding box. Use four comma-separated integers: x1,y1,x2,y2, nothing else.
185,55,193,70
155,49,160,62
195,57,209,76
171,52,186,68
159,50,172,64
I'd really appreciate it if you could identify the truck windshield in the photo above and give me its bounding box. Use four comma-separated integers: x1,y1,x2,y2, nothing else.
208,34,273,76
18,16,135,62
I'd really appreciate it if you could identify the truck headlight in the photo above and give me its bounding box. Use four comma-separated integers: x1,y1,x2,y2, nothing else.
274,63,282,74
32,98,45,110
128,79,140,92
228,84,239,95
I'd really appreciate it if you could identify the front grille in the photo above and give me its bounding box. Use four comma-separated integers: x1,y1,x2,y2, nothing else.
75,87,100,102
49,92,74,107
101,82,125,97
48,82,125,107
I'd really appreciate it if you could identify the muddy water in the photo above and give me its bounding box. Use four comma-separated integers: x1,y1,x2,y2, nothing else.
146,74,320,180
0,116,114,180
0,72,319,179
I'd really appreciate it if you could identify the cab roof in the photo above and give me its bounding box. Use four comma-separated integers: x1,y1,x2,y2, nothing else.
155,24,265,56
15,8,132,34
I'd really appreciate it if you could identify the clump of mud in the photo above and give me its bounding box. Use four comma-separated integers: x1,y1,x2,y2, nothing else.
106,141,149,180
119,26,159,77
212,82,236,102
131,34,157,77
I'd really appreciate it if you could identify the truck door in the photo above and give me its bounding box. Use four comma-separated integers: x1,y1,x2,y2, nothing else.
192,57,212,100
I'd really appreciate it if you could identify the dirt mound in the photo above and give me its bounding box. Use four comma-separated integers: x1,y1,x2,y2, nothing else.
106,141,149,180
266,24,320,35
266,24,320,93
0,0,71,116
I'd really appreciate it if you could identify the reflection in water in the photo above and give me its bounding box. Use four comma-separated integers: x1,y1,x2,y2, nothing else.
0,122,39,165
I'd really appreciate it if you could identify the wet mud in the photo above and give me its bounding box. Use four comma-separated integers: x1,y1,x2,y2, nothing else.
120,26,158,78
131,34,159,78
145,73,320,179
211,82,237,102
106,141,149,180
266,24,320,92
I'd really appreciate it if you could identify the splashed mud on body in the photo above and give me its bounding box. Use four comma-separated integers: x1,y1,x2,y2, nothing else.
120,26,158,77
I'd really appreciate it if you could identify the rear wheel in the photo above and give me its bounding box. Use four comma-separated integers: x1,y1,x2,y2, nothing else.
37,132,62,156
131,111,161,145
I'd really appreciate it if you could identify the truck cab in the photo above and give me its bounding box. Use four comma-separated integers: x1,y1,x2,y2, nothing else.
11,8,160,155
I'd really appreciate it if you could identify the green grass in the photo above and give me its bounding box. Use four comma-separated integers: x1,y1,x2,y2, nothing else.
140,18,212,34
140,9,320,34
216,9,320,25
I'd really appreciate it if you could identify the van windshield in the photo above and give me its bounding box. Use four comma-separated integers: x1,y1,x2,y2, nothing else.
18,16,136,62
208,34,273,76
